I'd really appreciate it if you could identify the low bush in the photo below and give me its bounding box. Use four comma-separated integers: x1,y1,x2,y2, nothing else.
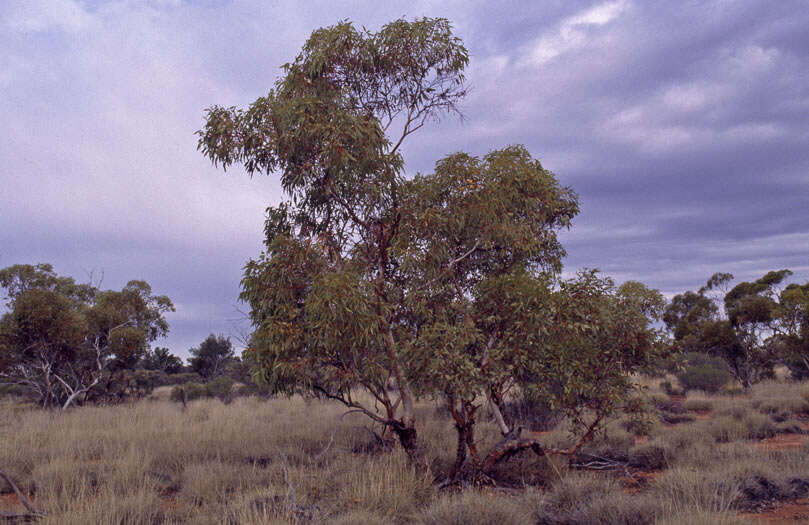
749,380,809,416
532,473,659,524
164,372,205,385
682,398,712,412
660,380,684,397
206,376,235,401
628,442,668,470
169,377,236,403
170,383,208,402
704,412,776,443
675,353,733,393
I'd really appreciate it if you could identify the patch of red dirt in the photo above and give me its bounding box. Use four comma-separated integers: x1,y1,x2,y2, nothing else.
756,434,808,451
0,492,21,509
620,469,660,493
160,495,180,512
634,435,648,445
694,410,711,420
738,499,809,523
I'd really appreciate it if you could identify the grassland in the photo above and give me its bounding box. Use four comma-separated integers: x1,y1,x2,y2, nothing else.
1,379,808,524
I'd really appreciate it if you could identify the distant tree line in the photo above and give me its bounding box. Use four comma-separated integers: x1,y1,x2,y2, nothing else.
663,270,809,390
0,264,260,408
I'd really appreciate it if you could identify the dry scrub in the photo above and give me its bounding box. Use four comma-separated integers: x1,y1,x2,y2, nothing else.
1,380,808,523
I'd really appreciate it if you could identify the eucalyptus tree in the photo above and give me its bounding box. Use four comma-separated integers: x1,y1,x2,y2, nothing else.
665,270,804,388
199,18,470,464
0,264,174,408
778,281,809,376
199,17,666,474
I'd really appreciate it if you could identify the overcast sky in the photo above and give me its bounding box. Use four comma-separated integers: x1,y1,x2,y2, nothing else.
2,0,807,357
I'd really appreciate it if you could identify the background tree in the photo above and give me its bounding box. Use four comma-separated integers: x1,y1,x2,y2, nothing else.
664,270,798,388
188,334,235,381
777,281,809,378
0,264,174,408
141,347,184,375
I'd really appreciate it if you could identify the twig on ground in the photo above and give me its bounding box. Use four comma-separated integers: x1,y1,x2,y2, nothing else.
0,468,45,522
312,409,364,460
275,447,296,507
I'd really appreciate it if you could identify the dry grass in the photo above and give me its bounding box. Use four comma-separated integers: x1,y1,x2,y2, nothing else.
1,379,808,523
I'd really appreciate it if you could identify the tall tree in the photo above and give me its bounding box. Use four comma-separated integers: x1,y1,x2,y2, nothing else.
200,17,666,475
200,17,469,465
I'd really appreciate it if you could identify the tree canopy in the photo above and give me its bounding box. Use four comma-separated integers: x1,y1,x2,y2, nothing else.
188,334,235,381
664,270,808,388
199,17,667,475
0,264,174,409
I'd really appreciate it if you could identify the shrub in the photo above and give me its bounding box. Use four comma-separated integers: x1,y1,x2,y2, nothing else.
785,357,809,380
675,353,732,393
628,443,668,470
704,413,776,443
749,380,809,416
165,372,204,385
170,383,208,402
532,473,659,524
660,380,684,397
621,397,656,436
682,397,713,412
169,377,236,403
207,376,235,401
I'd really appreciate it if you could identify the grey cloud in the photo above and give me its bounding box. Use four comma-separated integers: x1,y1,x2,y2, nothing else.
1,0,807,355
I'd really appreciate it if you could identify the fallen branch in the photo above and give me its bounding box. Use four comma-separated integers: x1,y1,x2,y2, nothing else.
275,447,296,507
312,409,364,460
570,453,635,481
0,469,45,522
275,448,319,523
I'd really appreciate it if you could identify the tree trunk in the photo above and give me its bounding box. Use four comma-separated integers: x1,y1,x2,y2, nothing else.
390,421,429,472
452,423,469,477
481,430,545,473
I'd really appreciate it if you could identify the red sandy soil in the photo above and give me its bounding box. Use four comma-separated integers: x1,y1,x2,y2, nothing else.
621,469,660,493
755,433,808,451
738,499,809,523
0,492,21,509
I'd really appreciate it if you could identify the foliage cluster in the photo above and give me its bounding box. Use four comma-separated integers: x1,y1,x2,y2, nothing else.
0,264,174,409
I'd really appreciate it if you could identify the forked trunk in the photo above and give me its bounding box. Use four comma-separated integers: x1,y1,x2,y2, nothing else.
391,421,429,472
446,397,483,481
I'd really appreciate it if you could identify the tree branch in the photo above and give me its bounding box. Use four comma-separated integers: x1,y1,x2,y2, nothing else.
312,409,364,460
418,241,480,292
0,468,45,520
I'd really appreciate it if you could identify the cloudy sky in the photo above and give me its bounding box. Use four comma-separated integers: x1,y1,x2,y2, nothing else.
2,0,807,357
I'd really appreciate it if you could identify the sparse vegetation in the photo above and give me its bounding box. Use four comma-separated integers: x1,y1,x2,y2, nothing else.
2,378,809,523
2,12,809,525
